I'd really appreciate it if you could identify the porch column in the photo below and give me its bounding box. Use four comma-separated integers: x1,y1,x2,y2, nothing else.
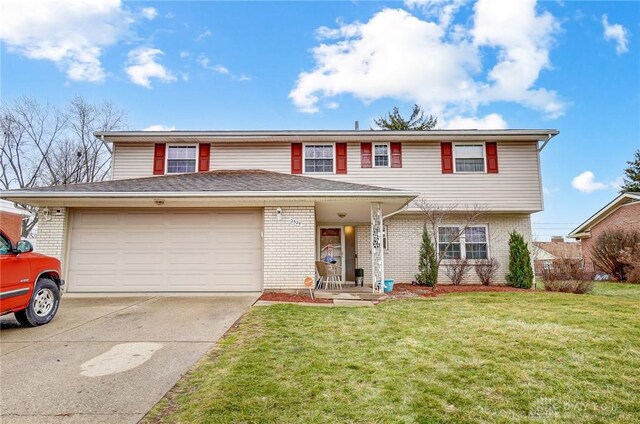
370,202,384,293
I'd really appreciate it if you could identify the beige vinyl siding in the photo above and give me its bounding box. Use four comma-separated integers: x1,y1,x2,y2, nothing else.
316,141,542,212
209,142,290,172
112,142,155,180
109,140,542,211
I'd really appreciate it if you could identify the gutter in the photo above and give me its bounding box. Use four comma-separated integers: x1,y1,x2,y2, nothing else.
1,190,420,200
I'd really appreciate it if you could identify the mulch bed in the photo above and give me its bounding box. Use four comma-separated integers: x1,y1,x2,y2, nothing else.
388,283,530,299
259,292,333,304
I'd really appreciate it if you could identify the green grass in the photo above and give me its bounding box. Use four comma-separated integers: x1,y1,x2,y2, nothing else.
144,283,640,423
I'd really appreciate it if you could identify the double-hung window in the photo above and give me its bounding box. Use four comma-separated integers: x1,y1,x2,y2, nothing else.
374,144,389,167
438,226,488,260
464,226,488,259
454,144,485,173
304,145,334,173
167,145,197,173
438,227,461,259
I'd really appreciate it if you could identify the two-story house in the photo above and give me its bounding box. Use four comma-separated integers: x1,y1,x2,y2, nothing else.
1,129,558,293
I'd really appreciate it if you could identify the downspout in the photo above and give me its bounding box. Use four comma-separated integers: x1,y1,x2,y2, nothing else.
382,199,412,221
538,133,555,152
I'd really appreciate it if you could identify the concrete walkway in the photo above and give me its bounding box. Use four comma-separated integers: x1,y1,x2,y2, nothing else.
0,294,259,423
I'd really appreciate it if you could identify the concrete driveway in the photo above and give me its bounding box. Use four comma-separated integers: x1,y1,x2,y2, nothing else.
0,294,259,423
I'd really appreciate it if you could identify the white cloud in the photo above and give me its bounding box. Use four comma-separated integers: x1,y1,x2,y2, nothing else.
290,0,566,118
141,7,158,20
602,14,629,54
195,28,212,42
404,0,466,28
198,55,251,81
0,0,133,82
198,56,228,74
125,47,176,88
143,125,176,131
442,113,507,129
572,171,608,193
180,51,190,59
610,176,624,191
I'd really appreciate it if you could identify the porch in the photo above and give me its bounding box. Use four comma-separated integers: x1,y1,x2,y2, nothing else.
314,199,412,294
313,285,387,301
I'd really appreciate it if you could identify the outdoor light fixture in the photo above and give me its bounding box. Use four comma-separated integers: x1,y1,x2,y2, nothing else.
276,207,283,220
337,212,347,219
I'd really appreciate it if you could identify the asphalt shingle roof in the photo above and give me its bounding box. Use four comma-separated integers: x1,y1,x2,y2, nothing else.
9,170,397,193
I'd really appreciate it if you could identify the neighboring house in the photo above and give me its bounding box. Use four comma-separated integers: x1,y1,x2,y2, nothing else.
0,129,558,293
568,192,640,264
533,236,582,269
0,200,24,241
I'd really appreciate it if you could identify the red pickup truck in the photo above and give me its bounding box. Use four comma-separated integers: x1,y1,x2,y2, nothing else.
0,229,64,326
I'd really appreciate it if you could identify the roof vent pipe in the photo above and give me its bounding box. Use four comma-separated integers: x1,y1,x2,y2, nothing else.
354,121,359,131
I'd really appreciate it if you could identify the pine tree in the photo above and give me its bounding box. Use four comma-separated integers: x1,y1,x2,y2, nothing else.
620,149,640,193
373,104,437,130
415,225,439,287
505,231,534,289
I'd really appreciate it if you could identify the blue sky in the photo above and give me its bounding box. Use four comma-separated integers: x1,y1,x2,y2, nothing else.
1,0,639,240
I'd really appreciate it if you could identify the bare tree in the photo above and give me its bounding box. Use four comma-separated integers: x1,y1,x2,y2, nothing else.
415,200,487,287
1,97,68,235
1,96,128,236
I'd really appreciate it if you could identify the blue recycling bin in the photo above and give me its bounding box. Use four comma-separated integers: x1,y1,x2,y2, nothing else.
383,279,395,293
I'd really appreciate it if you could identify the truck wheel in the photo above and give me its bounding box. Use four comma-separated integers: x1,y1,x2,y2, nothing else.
14,278,60,327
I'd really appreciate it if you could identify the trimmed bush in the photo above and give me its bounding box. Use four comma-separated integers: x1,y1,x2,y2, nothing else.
543,280,594,294
415,225,438,287
444,259,470,285
506,231,534,289
475,258,500,286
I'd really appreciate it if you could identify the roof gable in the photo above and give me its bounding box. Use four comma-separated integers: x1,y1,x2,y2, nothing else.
568,192,640,238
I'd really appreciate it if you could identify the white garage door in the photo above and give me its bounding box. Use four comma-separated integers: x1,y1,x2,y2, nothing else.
68,209,263,292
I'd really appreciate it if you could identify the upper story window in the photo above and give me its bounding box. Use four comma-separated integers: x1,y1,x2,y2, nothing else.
374,144,389,167
304,145,334,173
454,144,485,173
438,225,488,260
167,145,197,174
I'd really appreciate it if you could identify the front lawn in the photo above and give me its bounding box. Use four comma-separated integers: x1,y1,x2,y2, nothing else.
145,283,640,423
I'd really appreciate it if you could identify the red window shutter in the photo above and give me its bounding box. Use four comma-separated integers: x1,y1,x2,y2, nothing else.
336,143,347,174
153,143,166,175
291,143,303,174
486,142,498,173
361,143,372,168
390,142,402,168
441,142,453,174
198,143,211,172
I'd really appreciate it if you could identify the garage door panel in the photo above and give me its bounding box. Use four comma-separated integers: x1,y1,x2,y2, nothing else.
68,209,263,292
122,253,163,266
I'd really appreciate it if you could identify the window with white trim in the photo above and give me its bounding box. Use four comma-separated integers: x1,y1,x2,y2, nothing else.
438,225,488,260
167,145,197,173
304,145,334,173
374,144,389,167
464,226,488,259
454,144,485,173
438,227,461,259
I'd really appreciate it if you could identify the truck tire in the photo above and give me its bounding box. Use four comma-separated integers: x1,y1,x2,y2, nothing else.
14,278,60,327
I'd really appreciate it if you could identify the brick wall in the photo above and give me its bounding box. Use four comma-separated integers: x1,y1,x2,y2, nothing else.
356,213,533,285
263,206,316,289
581,202,640,264
35,207,67,264
0,210,23,241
